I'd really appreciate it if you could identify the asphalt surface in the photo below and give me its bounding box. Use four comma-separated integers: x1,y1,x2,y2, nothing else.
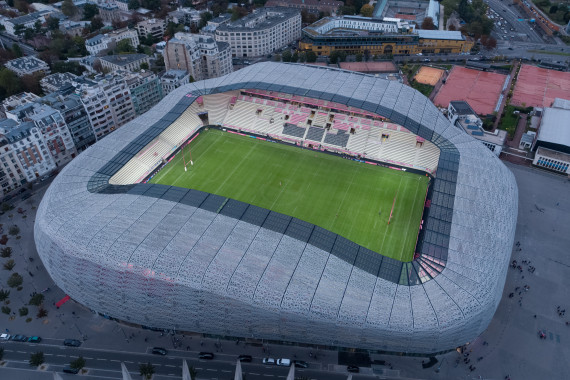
0,33,36,56
484,0,544,43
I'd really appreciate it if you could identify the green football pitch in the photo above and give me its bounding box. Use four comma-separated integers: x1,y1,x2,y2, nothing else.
150,129,429,262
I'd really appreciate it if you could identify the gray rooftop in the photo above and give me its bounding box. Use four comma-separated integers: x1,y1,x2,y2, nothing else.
6,10,49,25
217,7,300,32
41,72,78,91
5,56,48,72
417,29,465,40
537,107,570,148
99,54,149,66
35,62,517,355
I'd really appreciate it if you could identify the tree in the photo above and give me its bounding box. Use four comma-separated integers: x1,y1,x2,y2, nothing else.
188,365,198,380
360,4,374,17
7,272,23,288
90,16,104,32
231,6,248,21
164,21,185,39
1,306,10,314
83,4,99,20
329,50,339,64
47,17,60,31
61,0,77,17
306,51,317,63
11,43,22,58
0,289,10,301
8,225,19,236
421,17,436,30
29,352,44,367
139,362,155,379
281,49,292,62
0,347,4,361
23,28,34,41
199,12,213,28
116,39,134,53
273,54,281,62
355,52,363,62
0,247,11,258
14,24,25,37
52,61,86,76
19,307,28,316
481,35,497,50
29,293,44,306
291,51,299,63
3,259,15,271
128,0,140,9
37,307,48,318
34,20,42,34
70,356,86,370
298,51,307,63
340,6,356,15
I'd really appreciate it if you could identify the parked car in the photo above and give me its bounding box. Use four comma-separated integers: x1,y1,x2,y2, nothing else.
28,336,41,343
0,334,11,340
238,355,252,362
152,347,168,355
63,339,82,347
11,335,28,342
198,352,214,360
276,358,291,367
293,360,309,368
63,366,79,374
21,193,32,201
262,357,276,365
347,365,360,373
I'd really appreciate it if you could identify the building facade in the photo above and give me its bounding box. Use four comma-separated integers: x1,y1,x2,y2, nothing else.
299,16,473,55
214,7,302,58
531,103,570,175
76,74,136,139
160,70,190,96
124,71,163,116
40,72,79,94
136,18,166,40
164,33,233,81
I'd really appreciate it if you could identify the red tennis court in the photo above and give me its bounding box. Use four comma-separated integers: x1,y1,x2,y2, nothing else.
433,66,507,115
511,64,570,108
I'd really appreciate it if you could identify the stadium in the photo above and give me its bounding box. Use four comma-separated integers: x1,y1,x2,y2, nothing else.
35,62,518,354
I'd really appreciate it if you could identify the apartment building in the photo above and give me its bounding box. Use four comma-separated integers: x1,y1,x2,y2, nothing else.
6,102,77,167
124,71,163,116
40,72,79,94
161,69,190,96
164,33,233,81
136,18,166,40
76,74,136,139
0,119,56,190
265,0,343,14
214,7,302,58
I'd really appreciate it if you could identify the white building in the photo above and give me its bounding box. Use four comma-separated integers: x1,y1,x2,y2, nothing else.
215,7,302,58
5,102,77,167
1,10,50,36
76,74,136,139
85,34,109,56
164,33,233,81
40,72,79,94
136,18,165,40
4,57,50,77
123,70,163,116
447,101,506,156
532,100,570,175
160,69,190,96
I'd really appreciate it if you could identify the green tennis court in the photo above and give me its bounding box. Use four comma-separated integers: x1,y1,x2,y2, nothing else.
150,129,429,262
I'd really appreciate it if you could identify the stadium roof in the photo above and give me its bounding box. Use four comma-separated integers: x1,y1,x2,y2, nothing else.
35,62,517,354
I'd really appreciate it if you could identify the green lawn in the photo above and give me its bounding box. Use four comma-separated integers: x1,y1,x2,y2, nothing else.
150,129,429,262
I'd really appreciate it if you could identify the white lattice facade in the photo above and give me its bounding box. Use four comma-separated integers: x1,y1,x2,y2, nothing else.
35,63,517,354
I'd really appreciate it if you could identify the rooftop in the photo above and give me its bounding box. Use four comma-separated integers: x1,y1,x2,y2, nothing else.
41,72,78,91
99,54,149,66
161,69,189,81
216,7,300,32
5,56,48,72
416,29,465,40
537,106,570,148
552,97,570,110
6,10,49,25
450,100,476,115
536,146,570,162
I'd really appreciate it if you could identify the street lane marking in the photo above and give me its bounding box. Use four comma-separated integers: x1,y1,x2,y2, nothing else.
97,358,107,361
206,368,217,371
221,370,231,372
17,351,26,354
57,355,66,357
165,365,176,367
110,360,120,362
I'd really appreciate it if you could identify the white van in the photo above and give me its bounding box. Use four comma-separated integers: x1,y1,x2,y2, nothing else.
277,358,291,367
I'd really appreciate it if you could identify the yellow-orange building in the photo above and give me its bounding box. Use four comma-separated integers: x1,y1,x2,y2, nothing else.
299,16,474,56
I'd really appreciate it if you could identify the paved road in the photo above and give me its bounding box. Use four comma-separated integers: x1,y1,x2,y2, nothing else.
0,33,36,56
485,0,544,43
